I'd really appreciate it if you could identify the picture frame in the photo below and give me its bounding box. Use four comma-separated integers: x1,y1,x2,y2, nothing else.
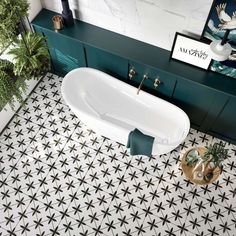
170,32,211,70
201,0,236,79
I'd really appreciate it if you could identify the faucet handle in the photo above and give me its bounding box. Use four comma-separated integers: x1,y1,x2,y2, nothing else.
154,77,161,88
128,68,136,79
143,74,148,80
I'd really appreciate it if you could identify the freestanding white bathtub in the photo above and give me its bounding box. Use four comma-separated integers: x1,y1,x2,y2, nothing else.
61,68,190,155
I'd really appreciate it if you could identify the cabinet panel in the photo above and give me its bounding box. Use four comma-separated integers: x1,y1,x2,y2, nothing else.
210,96,236,141
85,46,128,80
34,26,86,76
173,80,218,128
128,62,176,98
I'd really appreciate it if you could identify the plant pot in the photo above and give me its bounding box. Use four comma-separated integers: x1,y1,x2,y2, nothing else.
16,21,25,36
181,147,221,185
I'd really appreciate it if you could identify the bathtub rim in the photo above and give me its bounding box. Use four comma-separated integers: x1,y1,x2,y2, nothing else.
61,67,190,154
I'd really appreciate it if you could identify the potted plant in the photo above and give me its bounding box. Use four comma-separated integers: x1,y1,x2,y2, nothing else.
182,142,229,184
9,32,51,80
203,141,229,171
0,0,29,50
0,59,27,110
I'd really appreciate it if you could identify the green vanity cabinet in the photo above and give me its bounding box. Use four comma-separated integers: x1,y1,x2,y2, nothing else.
85,46,128,80
209,96,236,141
128,61,176,98
34,26,86,76
172,79,228,128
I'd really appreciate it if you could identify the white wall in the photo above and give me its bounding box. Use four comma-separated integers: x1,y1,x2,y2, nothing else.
39,0,213,50
28,0,42,21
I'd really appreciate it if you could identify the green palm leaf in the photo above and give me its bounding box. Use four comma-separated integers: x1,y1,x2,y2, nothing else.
9,32,51,80
0,0,29,49
0,59,27,110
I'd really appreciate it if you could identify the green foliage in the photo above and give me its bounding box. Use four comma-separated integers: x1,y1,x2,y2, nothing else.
186,149,201,167
0,0,29,49
9,32,51,80
203,141,229,167
185,142,229,169
0,59,27,110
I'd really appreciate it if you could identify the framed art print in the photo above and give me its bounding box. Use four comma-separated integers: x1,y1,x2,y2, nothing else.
170,33,211,70
201,0,236,78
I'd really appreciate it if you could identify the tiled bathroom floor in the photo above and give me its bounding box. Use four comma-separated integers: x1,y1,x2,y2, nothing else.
0,73,235,236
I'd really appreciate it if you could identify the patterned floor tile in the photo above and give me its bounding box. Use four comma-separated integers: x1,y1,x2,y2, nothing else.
0,73,236,236
17,93,57,127
0,115,40,152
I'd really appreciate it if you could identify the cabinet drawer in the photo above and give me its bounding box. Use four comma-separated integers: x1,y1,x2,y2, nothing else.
210,96,236,141
173,80,219,128
128,61,176,98
34,26,86,76
85,46,128,80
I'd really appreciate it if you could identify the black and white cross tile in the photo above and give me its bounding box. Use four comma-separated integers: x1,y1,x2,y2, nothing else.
0,73,236,236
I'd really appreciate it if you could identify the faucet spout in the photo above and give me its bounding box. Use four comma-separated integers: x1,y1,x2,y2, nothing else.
137,75,148,94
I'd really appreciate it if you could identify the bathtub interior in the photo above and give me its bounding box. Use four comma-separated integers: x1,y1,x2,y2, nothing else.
85,93,187,142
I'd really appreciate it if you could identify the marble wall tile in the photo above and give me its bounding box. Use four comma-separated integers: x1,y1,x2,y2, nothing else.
28,0,42,21
39,0,213,50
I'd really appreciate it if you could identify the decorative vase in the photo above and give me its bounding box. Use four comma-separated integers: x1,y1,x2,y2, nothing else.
61,0,74,26
52,15,63,31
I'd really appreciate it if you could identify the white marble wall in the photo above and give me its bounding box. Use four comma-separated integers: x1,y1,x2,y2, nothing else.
39,0,213,50
28,0,42,21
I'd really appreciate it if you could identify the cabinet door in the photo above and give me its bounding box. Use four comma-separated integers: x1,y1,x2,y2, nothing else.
128,61,176,98
210,96,236,141
85,46,128,80
172,80,227,128
34,26,86,76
